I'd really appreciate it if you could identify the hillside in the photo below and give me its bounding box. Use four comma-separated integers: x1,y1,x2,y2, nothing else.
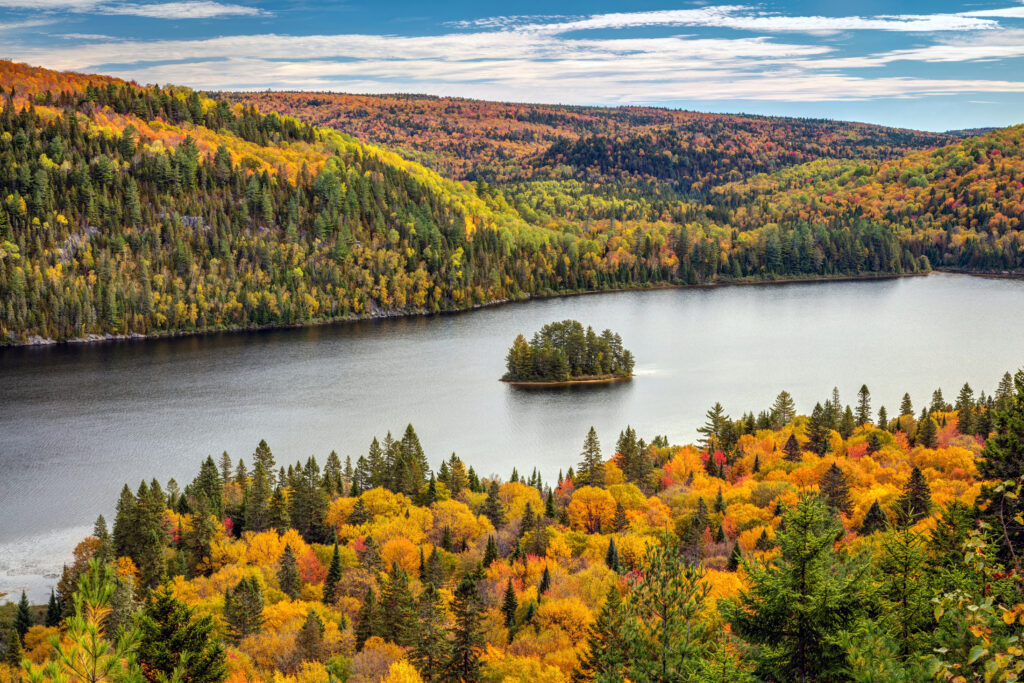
713,125,1024,272
4,374,1022,682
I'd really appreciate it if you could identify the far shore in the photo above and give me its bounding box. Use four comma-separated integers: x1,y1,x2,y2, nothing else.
501,374,634,388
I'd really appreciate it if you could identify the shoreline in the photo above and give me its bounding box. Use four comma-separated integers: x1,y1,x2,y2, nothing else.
501,374,634,388
0,268,973,349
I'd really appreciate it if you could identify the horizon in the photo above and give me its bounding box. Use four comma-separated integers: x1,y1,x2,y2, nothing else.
2,0,1024,131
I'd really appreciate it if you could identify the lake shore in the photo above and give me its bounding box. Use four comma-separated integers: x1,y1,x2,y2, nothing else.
501,374,634,388
0,269,940,348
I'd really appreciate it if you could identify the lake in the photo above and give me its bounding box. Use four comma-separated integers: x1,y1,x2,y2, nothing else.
2,272,1023,600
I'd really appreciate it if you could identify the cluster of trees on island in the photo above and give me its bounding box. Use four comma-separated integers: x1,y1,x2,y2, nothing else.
503,320,635,383
2,369,1023,682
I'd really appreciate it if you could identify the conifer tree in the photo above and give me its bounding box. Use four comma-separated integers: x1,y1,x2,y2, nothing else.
277,544,300,600
323,543,343,605
955,383,975,435
916,416,939,448
727,543,743,571
137,585,226,683
840,406,856,438
243,461,271,532
900,393,914,416
772,390,797,427
347,498,370,525
381,564,417,646
610,501,628,532
355,587,381,650
193,456,224,519
806,403,831,455
605,538,621,573
930,389,947,414
877,406,889,431
482,481,506,528
45,589,61,628
713,486,726,514
294,609,325,665
783,433,802,462
224,576,264,641
577,427,605,488
425,547,444,587
538,566,551,597
411,584,448,680
252,439,276,488
894,466,931,522
725,495,871,682
444,574,484,682
14,591,32,642
5,628,21,670
572,584,628,683
501,579,518,628
976,369,1024,563
268,487,290,533
878,524,931,657
860,500,889,535
820,463,852,515
482,536,499,568
856,384,872,426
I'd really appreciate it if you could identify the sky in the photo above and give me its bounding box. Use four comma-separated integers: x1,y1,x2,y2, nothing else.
2,0,1024,131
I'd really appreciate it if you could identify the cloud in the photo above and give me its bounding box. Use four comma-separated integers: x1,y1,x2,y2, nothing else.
0,0,266,17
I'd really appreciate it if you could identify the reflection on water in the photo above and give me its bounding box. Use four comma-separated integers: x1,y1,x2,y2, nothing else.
2,272,1024,599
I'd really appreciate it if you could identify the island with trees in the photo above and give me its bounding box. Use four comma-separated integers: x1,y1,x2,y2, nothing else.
502,320,635,386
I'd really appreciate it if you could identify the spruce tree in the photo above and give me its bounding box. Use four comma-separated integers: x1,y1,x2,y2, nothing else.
45,589,61,628
807,403,831,455
501,579,518,628
856,384,872,426
354,587,380,650
840,406,856,438
819,463,852,515
877,406,889,431
900,393,914,416
381,564,417,646
444,574,484,682
538,566,551,597
482,481,506,528
252,439,276,488
783,433,802,462
878,524,932,657
425,546,444,587
14,590,32,642
294,609,325,664
577,427,605,488
860,500,889,534
243,461,271,532
727,543,743,571
916,416,939,448
482,536,498,567
894,466,931,522
411,584,448,680
277,544,301,600
725,495,871,682
605,538,621,573
572,584,627,682
955,383,975,436
772,390,797,427
610,501,628,532
323,543,343,605
224,576,264,642
5,627,21,669
713,486,726,514
976,369,1024,563
137,585,226,683
268,487,290,533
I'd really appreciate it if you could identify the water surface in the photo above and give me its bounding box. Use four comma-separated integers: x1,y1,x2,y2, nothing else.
2,273,1023,599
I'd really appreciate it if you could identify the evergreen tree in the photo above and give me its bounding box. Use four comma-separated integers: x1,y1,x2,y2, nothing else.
976,369,1024,563
577,427,605,488
617,426,650,486
347,498,370,525
243,461,271,532
323,543,343,605
840,406,856,438
894,466,931,522
45,588,61,627
354,587,381,650
277,544,300,600
482,536,499,568
289,456,328,542
572,584,627,683
860,500,889,535
411,584,449,680
725,494,871,682
380,565,417,647
482,481,506,528
772,390,797,427
294,609,325,665
727,543,743,571
224,576,264,641
14,590,32,642
820,463,853,515
444,574,484,682
622,545,713,681
698,403,728,453
713,486,726,514
783,434,802,463
425,546,444,587
538,566,551,597
930,388,947,414
955,383,975,436
610,501,628,532
877,406,889,431
605,538,621,573
501,579,518,628
5,628,21,669
878,524,932,657
856,384,872,426
900,393,914,416
268,487,290,533
916,416,939,448
137,585,226,683
807,403,831,455
252,439,276,488
193,456,224,520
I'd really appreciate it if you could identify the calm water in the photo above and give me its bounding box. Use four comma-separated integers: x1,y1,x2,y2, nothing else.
2,272,1024,599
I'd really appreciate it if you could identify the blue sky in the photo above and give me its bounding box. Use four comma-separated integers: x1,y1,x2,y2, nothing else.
2,0,1024,131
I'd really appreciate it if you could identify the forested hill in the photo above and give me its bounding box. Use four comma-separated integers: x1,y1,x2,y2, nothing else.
224,91,954,190
714,124,1024,271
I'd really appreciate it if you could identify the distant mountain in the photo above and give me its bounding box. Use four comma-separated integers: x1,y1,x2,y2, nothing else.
946,127,1000,137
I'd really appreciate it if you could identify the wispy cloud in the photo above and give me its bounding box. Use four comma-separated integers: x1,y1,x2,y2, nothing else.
0,0,266,17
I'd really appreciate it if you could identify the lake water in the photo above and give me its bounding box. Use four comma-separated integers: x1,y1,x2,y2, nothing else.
3,272,1023,600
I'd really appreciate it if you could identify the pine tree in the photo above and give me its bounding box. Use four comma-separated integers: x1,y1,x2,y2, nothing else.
381,564,417,646
894,466,931,522
610,501,628,532
294,609,325,664
268,487,290,533
698,403,728,453
725,495,871,682
577,427,605,488
900,393,914,416
243,461,271,532
411,584,449,680
224,576,264,641
617,426,650,486
354,587,381,650
544,491,556,518
252,439,276,488
323,543,343,605
444,574,484,682
290,456,328,542
605,538,621,573
501,579,518,628
482,536,499,567
482,481,506,528
956,383,975,435
976,369,1024,564
538,566,551,597
45,588,61,627
877,405,889,431
572,584,628,683
860,500,889,534
727,543,743,571
277,544,300,600
425,546,444,587
917,416,939,448
137,584,226,683
878,524,932,657
772,390,797,427
840,405,856,438
819,463,852,515
713,486,726,514
856,384,872,426
783,433,802,462
930,388,947,414
5,628,21,669
193,456,224,519
14,590,32,642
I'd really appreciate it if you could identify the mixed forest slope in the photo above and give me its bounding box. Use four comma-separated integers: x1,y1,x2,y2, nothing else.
2,374,1023,681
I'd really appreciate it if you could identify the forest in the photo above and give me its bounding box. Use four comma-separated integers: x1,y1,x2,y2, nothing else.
0,60,976,345
2,370,1022,682
502,320,634,383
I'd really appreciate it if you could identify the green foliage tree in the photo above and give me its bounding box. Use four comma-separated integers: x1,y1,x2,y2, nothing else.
277,544,301,600
444,574,484,682
572,584,628,683
224,576,264,642
577,427,605,488
136,585,226,683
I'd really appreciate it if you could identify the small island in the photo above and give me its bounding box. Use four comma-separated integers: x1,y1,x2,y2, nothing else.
502,319,635,386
